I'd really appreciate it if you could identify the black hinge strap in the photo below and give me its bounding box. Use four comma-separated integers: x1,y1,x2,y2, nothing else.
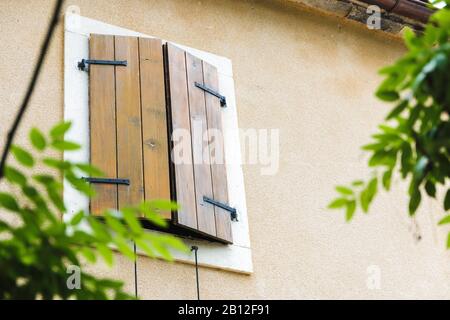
83,177,130,185
203,196,237,221
195,82,227,107
78,59,127,71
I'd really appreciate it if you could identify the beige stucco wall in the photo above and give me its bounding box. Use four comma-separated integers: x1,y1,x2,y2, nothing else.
1,0,449,299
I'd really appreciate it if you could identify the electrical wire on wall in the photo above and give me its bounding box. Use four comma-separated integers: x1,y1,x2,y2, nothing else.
191,246,200,300
134,242,138,298
0,0,65,179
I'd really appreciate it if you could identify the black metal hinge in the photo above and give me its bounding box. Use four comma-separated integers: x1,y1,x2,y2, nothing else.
203,196,237,221
83,177,130,185
78,59,127,71
195,82,227,107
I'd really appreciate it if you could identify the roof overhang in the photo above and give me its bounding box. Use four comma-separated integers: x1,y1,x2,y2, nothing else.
359,0,433,23
283,0,435,35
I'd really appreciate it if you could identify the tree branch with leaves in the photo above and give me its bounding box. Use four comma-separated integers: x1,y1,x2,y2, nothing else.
0,122,187,299
329,0,450,247
0,0,187,299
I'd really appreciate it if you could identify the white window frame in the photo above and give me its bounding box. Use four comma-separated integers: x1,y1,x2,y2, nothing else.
64,12,252,274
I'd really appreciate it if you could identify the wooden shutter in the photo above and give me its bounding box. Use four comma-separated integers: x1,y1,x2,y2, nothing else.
89,35,118,214
88,35,232,243
165,43,233,243
89,34,170,216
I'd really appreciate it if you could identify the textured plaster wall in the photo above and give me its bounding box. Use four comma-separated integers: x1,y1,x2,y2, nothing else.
1,0,449,299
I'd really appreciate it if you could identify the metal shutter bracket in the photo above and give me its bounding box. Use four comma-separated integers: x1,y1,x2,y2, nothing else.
78,59,127,71
195,82,227,107
203,196,238,221
82,177,130,185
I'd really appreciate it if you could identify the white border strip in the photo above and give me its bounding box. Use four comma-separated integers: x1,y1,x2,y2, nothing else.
64,13,252,273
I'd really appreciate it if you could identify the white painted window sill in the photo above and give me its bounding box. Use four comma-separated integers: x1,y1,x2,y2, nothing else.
63,12,252,274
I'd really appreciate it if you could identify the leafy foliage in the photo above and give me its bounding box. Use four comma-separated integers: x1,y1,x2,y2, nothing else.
329,2,450,247
0,122,187,299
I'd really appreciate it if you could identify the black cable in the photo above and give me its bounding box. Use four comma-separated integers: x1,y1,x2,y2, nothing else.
134,242,138,298
191,246,200,300
0,0,65,179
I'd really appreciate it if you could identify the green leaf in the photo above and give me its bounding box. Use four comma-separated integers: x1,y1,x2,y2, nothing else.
50,121,71,140
0,220,11,233
359,190,370,213
432,8,450,29
143,234,173,261
4,166,26,186
438,215,450,226
65,171,95,197
33,174,61,189
372,133,400,143
412,54,447,92
75,163,104,177
81,247,97,263
379,64,399,75
376,90,399,102
96,279,123,289
327,198,347,209
368,150,396,168
360,178,378,213
43,158,72,170
70,210,86,226
11,145,34,167
335,186,353,196
155,245,172,261
71,230,96,245
148,199,180,211
51,140,81,151
104,211,128,235
409,188,422,215
140,200,178,225
346,200,356,222
413,156,429,182
424,180,436,198
122,208,143,235
444,189,450,211
114,236,135,260
423,23,440,45
97,244,114,266
400,143,413,178
29,128,46,151
352,180,364,187
135,238,156,258
386,100,408,120
140,202,168,228
406,105,421,128
21,185,48,212
361,143,385,151
87,216,112,242
382,169,392,191
0,192,20,212
366,177,378,203
403,27,417,49
160,235,188,253
32,174,65,211
379,124,400,135
46,184,65,211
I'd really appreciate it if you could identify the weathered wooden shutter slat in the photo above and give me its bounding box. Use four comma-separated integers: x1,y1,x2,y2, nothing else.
186,52,217,236
89,34,118,215
115,36,144,209
203,61,232,242
139,38,171,219
166,43,198,230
